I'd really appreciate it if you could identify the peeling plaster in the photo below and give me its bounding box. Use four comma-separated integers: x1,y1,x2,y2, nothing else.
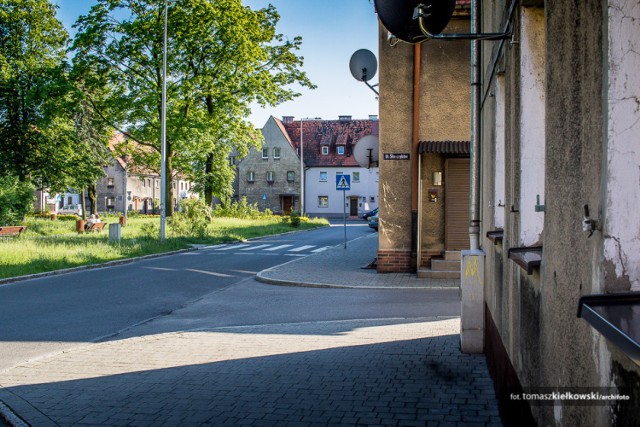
606,0,640,292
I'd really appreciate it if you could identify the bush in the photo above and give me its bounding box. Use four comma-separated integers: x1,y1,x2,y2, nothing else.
289,210,301,227
0,175,34,225
213,197,272,219
170,197,212,238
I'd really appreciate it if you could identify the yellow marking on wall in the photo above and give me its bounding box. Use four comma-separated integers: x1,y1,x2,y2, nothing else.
464,256,483,302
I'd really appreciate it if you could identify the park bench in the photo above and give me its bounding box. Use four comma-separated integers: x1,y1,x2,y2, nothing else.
0,226,27,238
86,222,107,232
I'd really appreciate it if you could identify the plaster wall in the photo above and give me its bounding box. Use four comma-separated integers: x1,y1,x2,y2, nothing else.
518,7,545,247
604,0,640,292
305,167,378,217
494,76,506,230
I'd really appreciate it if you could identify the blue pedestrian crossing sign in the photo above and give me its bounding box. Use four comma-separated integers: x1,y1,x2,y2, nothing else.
336,174,350,191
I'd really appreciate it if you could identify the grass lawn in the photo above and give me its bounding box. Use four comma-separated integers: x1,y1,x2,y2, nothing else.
0,215,328,280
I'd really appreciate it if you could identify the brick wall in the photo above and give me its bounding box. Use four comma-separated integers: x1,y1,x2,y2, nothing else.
377,250,412,273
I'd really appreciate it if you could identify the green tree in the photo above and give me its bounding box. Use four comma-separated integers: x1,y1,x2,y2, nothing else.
71,0,314,213
0,174,34,224
0,0,71,186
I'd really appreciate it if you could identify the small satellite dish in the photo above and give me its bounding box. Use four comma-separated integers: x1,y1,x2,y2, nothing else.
374,0,455,43
349,49,378,82
353,135,379,169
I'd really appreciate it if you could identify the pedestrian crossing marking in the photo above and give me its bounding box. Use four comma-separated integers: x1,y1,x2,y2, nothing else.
288,245,315,252
311,246,331,253
240,244,271,251
214,244,249,251
264,244,293,251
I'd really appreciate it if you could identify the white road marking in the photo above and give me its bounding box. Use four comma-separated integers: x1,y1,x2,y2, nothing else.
184,269,236,278
264,244,293,251
311,246,331,253
240,244,271,251
288,245,315,252
214,244,249,251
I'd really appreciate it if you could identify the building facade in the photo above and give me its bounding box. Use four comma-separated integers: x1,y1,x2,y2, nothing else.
376,0,640,425
238,116,379,218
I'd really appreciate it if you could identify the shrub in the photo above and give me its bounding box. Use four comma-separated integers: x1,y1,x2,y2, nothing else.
289,210,301,227
213,197,270,219
0,175,34,225
170,197,212,238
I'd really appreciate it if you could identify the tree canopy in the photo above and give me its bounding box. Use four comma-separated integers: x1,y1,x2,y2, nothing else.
72,0,315,212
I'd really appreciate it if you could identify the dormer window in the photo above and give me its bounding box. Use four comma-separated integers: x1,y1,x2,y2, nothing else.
322,146,329,155
337,146,345,155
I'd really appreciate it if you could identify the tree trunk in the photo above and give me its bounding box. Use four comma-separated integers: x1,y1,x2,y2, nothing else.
88,183,98,215
165,143,174,217
204,153,214,208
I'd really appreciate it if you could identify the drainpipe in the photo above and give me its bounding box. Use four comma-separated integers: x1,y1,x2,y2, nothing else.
469,0,481,250
412,43,421,270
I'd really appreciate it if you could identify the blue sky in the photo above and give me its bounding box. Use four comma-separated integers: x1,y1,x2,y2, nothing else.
52,0,380,128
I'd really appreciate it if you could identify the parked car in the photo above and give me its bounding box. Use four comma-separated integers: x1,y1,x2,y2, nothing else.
59,204,83,216
362,207,378,221
368,215,378,231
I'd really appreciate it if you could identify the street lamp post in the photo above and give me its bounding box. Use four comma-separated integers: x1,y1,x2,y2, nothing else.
160,0,168,241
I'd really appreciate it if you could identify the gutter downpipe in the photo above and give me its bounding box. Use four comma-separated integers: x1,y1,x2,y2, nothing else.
412,43,421,271
469,0,481,250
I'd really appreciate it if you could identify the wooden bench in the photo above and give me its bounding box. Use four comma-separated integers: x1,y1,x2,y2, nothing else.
86,222,107,232
0,226,27,238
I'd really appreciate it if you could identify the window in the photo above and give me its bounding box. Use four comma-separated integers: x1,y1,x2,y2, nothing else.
287,171,295,182
322,146,329,155
370,196,375,202
266,171,275,183
337,146,345,155
247,171,255,182
67,196,73,205
262,148,269,159
106,197,115,208
353,172,360,183
319,171,328,182
376,171,379,182
107,177,115,188
229,156,237,166
273,147,281,159
318,196,329,208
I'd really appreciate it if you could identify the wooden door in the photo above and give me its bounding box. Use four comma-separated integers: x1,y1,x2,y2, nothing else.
282,196,293,214
350,197,359,216
445,159,471,251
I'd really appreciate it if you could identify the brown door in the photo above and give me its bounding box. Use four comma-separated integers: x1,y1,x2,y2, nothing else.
350,197,359,217
445,158,470,251
282,196,293,214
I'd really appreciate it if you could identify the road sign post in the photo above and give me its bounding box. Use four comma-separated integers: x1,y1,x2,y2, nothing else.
336,175,351,249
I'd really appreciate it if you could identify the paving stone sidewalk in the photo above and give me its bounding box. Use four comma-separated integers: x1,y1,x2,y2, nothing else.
0,318,500,426
257,233,460,289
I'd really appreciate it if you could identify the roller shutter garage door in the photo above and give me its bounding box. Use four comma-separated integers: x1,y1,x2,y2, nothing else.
445,158,470,251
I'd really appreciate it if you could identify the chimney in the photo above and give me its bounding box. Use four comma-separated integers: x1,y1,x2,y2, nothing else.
369,115,379,121
282,116,294,123
339,115,352,121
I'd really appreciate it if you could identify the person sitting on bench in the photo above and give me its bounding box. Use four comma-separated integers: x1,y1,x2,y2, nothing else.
85,214,101,230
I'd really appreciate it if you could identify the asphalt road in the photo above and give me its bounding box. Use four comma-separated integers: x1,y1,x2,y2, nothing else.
0,221,459,373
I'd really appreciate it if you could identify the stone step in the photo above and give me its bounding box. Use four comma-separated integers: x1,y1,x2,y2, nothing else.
431,259,461,272
416,268,461,280
444,251,461,261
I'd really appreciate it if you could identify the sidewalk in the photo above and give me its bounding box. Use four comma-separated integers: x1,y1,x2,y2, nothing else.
257,233,461,289
0,233,502,427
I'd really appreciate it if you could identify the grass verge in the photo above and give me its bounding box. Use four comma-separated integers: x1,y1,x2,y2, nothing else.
0,215,328,280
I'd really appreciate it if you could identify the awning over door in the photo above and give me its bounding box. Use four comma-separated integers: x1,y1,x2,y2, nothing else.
418,140,470,155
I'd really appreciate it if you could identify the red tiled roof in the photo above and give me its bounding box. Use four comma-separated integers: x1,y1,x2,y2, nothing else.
282,119,379,168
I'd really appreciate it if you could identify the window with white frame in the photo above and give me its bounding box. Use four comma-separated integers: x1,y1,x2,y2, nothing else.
353,171,360,183
318,196,329,208
321,146,329,155
229,156,237,166
319,171,327,182
262,148,269,159
287,171,295,182
337,146,345,155
107,177,114,187
247,171,255,182
106,197,115,208
273,147,281,159
266,171,275,182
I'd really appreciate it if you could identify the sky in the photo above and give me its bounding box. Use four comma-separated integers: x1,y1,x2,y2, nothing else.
52,0,380,128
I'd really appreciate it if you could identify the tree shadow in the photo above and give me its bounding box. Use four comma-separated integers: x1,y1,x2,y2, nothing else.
0,334,501,426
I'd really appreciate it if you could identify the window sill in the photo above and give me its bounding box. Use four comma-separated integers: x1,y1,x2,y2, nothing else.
578,293,640,366
508,246,542,275
486,230,504,245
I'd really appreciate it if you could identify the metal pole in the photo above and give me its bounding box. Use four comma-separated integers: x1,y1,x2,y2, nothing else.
469,0,481,250
123,156,128,225
300,119,304,216
160,0,168,241
343,190,347,249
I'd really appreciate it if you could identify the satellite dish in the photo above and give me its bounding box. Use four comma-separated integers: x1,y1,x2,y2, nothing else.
353,135,379,169
374,0,455,43
349,49,377,82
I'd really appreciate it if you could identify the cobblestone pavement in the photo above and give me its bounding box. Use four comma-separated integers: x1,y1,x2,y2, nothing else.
257,233,460,289
0,318,500,426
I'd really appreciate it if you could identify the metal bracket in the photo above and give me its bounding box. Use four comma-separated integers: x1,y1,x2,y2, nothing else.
413,2,514,42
